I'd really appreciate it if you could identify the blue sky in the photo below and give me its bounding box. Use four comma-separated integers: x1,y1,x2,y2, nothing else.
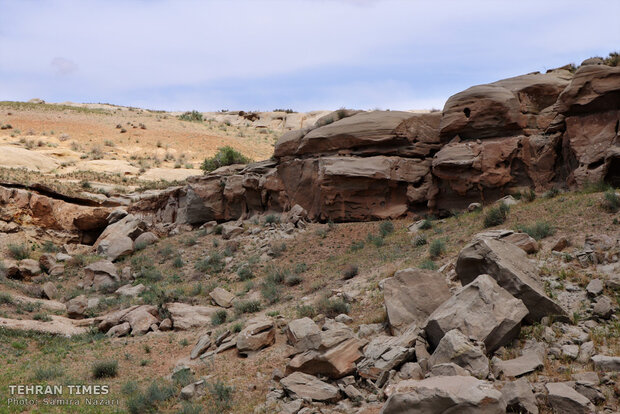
1,0,618,112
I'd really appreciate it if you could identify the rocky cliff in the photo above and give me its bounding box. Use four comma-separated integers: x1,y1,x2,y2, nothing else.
127,62,619,225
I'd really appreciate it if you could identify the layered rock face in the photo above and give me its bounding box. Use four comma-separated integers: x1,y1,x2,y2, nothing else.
130,63,620,225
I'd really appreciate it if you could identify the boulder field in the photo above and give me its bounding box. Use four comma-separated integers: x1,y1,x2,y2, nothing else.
128,62,620,225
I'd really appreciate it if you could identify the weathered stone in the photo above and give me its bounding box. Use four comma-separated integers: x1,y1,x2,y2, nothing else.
286,317,322,352
493,351,543,378
19,259,42,277
382,376,505,414
357,325,418,381
120,305,158,335
236,317,275,354
429,362,470,377
66,295,88,318
209,287,235,308
429,329,489,379
591,354,620,371
84,260,119,291
106,322,131,337
586,278,604,297
383,268,451,335
500,378,538,414
424,274,528,352
114,283,145,297
133,231,158,249
456,237,566,321
280,372,341,402
165,303,219,330
286,337,364,379
96,234,133,261
190,334,211,359
545,382,595,414
221,223,244,239
41,281,58,300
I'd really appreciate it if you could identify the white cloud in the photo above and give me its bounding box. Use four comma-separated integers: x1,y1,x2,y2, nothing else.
0,0,618,110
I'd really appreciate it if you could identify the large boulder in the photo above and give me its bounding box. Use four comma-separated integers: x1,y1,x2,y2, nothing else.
280,372,341,403
424,274,528,352
285,336,365,379
165,303,219,330
456,237,566,321
545,382,595,414
120,305,159,336
555,64,620,116
428,329,489,379
381,375,505,413
286,317,322,352
236,316,275,355
83,260,120,291
383,268,451,335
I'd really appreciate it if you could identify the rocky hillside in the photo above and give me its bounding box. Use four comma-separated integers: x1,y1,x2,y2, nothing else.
125,60,619,229
0,56,619,413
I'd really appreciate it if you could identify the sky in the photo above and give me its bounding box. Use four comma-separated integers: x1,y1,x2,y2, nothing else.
1,0,619,112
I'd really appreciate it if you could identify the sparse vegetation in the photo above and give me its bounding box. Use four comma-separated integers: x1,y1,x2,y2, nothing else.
178,110,203,122
92,360,118,378
602,189,620,213
316,295,350,317
201,146,252,172
7,243,30,260
516,221,555,240
429,239,446,259
484,203,510,227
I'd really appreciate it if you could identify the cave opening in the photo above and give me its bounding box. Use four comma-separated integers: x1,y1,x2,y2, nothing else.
463,107,471,118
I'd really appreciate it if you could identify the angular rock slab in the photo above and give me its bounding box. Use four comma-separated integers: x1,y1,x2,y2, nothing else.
494,351,543,378
381,376,505,414
383,268,451,335
424,274,528,352
545,382,595,414
500,378,538,414
280,372,341,402
286,337,364,379
165,302,219,330
456,237,567,321
286,317,322,352
429,329,489,379
236,316,275,355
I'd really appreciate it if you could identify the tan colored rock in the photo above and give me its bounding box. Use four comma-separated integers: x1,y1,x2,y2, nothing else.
286,337,364,379
209,287,235,308
165,303,219,331
0,315,88,336
280,372,341,402
424,274,528,352
84,260,119,291
286,317,322,352
236,316,275,355
383,268,451,335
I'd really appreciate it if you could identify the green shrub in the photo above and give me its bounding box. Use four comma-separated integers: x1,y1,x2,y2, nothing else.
135,265,163,283
178,110,203,122
604,51,619,66
520,188,536,202
178,402,203,414
234,300,261,314
231,322,243,333
261,279,280,304
271,242,287,257
7,243,30,260
366,233,384,247
429,239,446,259
419,219,433,230
285,274,303,286
0,292,13,305
201,146,251,173
211,310,228,326
264,214,280,225
316,295,349,317
602,189,620,213
543,188,560,198
349,240,365,252
296,304,316,318
213,224,223,235
237,264,254,281
41,241,58,253
33,313,52,322
412,235,427,247
483,203,510,228
33,365,64,381
516,221,555,240
379,221,394,237
195,252,225,274
172,255,184,268
293,262,308,274
208,379,234,412
582,180,612,194
92,360,118,378
419,259,438,270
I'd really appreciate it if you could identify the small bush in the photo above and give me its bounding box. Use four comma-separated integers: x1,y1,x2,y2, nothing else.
195,252,225,274
33,365,64,381
342,265,359,280
33,313,52,322
172,255,184,268
349,240,365,252
483,203,510,228
543,188,560,198
271,242,287,257
582,180,612,194
429,239,446,259
296,304,316,318
211,310,228,326
261,279,280,304
237,264,254,281
602,189,620,213
0,292,13,305
41,241,58,253
201,146,251,173
284,274,303,286
412,235,427,247
517,221,555,240
92,360,118,378
208,379,234,412
293,262,308,274
520,188,536,202
178,110,203,122
264,214,280,225
419,219,433,230
366,233,384,247
316,295,349,318
379,221,395,237
419,259,438,270
213,224,223,235
7,243,30,260
234,300,261,314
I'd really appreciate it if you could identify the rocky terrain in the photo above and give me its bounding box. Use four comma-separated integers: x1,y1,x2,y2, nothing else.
0,55,618,413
